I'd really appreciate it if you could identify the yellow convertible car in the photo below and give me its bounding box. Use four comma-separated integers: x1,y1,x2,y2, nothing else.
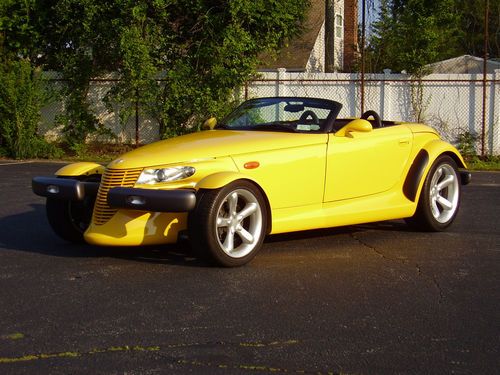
33,97,470,266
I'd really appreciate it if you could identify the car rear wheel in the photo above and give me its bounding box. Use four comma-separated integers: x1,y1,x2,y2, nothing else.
406,155,461,231
188,181,267,267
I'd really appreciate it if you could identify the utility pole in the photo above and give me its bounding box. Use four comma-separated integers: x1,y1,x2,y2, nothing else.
360,0,366,114
325,0,336,72
481,0,489,156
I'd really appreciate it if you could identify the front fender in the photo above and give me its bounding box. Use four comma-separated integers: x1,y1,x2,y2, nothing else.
195,171,258,190
422,139,466,169
194,171,273,235
405,139,467,202
55,162,105,177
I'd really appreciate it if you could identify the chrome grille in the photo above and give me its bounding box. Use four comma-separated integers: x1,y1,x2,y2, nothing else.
92,168,142,225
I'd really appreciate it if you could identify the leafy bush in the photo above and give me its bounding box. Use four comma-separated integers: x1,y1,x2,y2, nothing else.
455,130,478,161
0,59,62,159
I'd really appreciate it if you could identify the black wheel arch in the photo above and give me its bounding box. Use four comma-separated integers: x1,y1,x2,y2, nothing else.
403,150,467,202
403,149,430,202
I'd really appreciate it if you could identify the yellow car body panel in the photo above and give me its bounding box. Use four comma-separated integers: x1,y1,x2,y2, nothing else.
78,124,465,246
107,130,326,169
421,138,466,168
271,190,414,234
230,141,327,209
56,162,105,177
84,210,187,246
196,171,257,189
270,129,465,235
325,125,413,202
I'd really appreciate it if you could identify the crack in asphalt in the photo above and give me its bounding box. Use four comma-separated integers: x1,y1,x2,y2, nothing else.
173,357,344,374
0,339,348,374
349,232,444,304
415,264,444,304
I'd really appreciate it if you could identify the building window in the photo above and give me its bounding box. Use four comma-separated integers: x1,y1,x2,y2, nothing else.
335,14,343,39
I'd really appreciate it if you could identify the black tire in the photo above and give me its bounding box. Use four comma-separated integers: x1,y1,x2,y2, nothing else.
188,180,267,267
45,176,98,243
406,155,461,231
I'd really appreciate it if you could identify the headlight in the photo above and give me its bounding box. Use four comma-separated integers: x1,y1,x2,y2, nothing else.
136,166,196,185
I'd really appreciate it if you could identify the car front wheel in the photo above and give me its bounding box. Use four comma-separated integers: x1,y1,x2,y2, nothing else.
46,197,94,243
406,155,461,231
45,177,97,243
188,181,267,267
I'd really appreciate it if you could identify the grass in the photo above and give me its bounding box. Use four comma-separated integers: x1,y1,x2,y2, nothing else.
465,155,500,171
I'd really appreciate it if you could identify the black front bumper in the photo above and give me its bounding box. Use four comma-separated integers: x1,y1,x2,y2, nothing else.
460,171,472,185
32,176,99,200
107,187,196,212
32,176,196,212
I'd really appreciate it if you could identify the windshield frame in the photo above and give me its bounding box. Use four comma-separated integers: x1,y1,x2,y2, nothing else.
217,97,343,134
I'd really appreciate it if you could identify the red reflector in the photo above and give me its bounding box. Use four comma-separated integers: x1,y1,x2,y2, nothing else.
244,161,260,169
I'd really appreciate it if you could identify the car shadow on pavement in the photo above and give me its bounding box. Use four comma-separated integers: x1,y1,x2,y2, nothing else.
266,220,411,243
0,203,414,267
0,203,205,267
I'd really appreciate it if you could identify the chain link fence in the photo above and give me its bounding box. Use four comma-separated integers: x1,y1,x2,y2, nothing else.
40,76,161,145
39,70,499,155
245,70,500,155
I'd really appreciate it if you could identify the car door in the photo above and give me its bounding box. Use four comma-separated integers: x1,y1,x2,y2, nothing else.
231,135,328,209
324,125,413,202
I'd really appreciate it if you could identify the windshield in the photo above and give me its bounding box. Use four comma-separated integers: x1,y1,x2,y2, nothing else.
217,97,342,133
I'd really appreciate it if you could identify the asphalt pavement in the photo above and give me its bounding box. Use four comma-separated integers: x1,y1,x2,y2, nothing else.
0,161,498,374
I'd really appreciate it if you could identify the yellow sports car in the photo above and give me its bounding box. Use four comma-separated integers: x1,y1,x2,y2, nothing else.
33,97,470,266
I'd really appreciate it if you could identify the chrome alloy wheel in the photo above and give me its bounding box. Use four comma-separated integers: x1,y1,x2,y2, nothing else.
215,189,263,258
428,163,459,223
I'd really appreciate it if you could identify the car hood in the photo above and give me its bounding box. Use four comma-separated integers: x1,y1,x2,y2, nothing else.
108,130,328,169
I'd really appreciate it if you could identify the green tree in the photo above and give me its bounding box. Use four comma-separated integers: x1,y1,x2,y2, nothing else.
456,0,500,58
0,0,39,61
366,0,462,74
0,59,61,159
31,0,309,140
366,0,499,74
0,0,60,159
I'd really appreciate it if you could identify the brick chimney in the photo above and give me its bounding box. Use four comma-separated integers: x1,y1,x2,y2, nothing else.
343,0,359,71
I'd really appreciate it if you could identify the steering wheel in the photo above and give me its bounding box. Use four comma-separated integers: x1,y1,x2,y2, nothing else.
298,110,319,124
361,110,383,128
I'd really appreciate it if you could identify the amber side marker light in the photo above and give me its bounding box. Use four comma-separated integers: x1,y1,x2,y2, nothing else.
244,161,260,169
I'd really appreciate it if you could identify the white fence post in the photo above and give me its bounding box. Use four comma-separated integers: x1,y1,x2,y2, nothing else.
277,68,287,97
492,69,500,155
382,69,392,120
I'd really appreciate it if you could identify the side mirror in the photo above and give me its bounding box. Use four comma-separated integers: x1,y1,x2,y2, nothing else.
203,117,217,130
335,119,373,137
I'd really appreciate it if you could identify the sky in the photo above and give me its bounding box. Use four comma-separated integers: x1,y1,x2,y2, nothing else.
359,0,381,34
